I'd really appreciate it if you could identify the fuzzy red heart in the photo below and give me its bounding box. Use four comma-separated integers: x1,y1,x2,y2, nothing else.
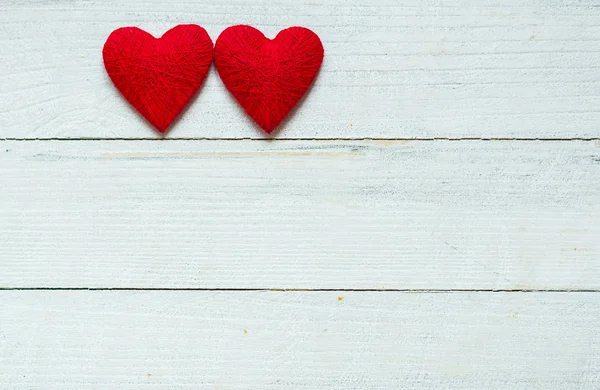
214,25,324,134
103,25,213,133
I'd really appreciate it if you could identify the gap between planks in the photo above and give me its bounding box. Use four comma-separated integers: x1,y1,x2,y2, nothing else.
1,137,599,141
1,288,599,293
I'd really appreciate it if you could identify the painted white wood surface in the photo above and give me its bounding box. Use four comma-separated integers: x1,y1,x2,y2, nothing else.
1,291,599,389
2,0,600,387
1,140,598,289
2,0,600,138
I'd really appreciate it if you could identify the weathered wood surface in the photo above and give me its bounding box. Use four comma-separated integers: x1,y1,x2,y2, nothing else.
1,140,598,289
1,0,600,138
1,291,599,389
1,1,599,388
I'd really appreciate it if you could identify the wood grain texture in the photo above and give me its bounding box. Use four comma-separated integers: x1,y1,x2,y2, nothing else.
1,140,598,289
2,0,600,138
2,1,599,386
1,291,599,389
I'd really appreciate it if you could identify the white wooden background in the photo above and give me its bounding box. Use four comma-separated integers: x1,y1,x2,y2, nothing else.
1,0,599,388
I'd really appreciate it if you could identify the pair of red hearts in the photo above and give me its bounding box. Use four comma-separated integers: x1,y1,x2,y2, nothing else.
103,24,324,134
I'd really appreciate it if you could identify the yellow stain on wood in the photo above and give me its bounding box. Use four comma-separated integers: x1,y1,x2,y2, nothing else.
147,373,151,378
102,151,358,158
363,140,411,147
244,329,247,334
338,296,343,301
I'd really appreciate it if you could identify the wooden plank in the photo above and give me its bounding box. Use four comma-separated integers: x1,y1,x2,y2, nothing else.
2,1,600,138
1,140,598,289
0,291,598,388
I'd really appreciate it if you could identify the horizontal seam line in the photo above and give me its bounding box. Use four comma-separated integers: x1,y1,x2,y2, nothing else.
0,288,598,293
1,138,599,142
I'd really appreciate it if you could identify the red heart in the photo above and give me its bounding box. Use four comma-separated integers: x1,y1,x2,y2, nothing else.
103,25,213,133
214,25,324,134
